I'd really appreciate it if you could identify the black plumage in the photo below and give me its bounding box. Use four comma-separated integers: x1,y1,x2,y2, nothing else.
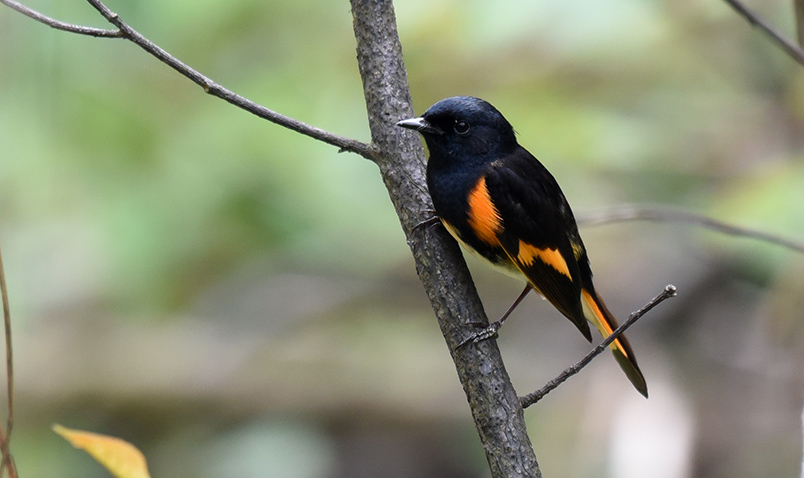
398,96,647,397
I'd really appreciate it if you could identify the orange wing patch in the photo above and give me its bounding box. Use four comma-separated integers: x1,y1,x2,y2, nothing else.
516,241,572,280
467,176,502,246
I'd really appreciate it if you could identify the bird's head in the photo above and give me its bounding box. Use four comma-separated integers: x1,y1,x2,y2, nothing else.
397,96,518,163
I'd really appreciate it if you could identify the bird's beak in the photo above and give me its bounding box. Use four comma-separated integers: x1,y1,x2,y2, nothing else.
396,117,443,135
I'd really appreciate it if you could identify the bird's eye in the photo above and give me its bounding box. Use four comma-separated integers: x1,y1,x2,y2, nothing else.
454,121,470,135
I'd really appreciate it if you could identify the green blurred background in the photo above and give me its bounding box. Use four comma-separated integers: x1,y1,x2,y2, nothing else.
2,0,804,477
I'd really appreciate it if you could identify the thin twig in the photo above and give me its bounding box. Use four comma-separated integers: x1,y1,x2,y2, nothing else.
1,0,378,160
0,244,15,478
800,397,804,478
520,285,677,408
577,205,804,255
795,0,804,47
721,0,804,66
0,0,121,37
84,0,377,158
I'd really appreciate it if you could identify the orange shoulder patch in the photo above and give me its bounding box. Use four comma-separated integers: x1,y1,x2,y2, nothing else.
467,176,502,246
516,241,572,280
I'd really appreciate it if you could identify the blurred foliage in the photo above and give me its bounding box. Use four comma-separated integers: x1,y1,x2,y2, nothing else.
1,0,804,477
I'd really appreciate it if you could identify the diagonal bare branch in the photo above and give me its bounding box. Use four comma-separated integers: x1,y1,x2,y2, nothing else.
795,0,804,46
722,0,804,66
520,285,677,408
0,0,121,37
1,0,377,160
577,205,804,255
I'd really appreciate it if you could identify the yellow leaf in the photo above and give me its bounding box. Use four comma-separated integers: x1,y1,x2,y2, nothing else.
53,424,151,478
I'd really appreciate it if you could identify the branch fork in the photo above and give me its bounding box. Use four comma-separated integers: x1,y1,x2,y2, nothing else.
3,0,804,476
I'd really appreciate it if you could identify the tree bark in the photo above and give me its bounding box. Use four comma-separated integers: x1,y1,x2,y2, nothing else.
350,1,540,476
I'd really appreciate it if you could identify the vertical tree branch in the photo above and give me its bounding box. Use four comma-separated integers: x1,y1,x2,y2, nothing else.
349,1,540,476
0,243,15,477
800,399,804,478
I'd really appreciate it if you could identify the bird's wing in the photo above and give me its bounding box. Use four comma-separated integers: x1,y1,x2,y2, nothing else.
485,148,648,396
483,148,592,341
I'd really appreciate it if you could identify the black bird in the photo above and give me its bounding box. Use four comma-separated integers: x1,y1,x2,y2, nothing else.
397,96,647,397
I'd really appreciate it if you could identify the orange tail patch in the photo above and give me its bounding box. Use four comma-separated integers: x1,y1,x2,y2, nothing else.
581,289,648,397
581,290,622,353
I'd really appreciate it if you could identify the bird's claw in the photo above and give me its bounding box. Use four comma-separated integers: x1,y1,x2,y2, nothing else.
457,320,502,349
412,211,440,233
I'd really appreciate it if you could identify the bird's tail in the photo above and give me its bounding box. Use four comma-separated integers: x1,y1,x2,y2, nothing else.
580,289,648,397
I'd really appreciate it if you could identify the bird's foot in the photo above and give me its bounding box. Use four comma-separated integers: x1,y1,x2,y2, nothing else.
412,211,440,233
456,320,503,349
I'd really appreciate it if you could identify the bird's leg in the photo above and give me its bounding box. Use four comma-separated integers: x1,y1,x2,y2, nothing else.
496,283,533,325
457,283,533,348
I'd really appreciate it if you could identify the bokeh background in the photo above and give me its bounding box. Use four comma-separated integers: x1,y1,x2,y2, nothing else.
2,0,804,477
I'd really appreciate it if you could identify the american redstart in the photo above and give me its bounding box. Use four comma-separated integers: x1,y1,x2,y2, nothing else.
397,96,647,397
